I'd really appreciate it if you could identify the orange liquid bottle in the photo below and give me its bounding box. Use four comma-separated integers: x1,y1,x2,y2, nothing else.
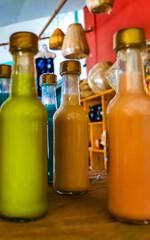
107,27,150,224
53,60,89,194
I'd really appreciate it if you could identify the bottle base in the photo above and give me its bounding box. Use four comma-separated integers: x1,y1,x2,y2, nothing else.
111,213,150,225
55,189,87,195
1,213,46,223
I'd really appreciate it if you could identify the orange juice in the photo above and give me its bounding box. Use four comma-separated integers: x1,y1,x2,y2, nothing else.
53,60,89,194
107,72,150,222
53,94,89,193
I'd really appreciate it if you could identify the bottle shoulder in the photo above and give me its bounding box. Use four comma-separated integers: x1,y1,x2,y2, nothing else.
107,93,150,116
54,104,88,122
1,96,48,119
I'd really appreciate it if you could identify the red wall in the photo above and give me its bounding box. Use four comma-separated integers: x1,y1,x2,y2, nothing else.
84,0,150,73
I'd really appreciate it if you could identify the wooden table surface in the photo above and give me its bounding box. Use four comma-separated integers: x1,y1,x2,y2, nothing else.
1,170,150,240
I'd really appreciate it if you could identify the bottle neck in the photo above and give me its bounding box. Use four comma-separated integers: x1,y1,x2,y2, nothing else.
41,84,57,107
11,51,37,97
117,47,146,95
61,73,80,105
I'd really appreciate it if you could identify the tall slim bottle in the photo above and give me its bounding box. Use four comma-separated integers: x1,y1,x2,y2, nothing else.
41,73,57,183
0,32,48,221
107,27,150,224
53,60,89,194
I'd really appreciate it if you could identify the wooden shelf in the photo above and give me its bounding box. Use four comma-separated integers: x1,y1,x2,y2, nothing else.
89,148,104,153
81,88,115,170
88,121,103,125
80,89,115,102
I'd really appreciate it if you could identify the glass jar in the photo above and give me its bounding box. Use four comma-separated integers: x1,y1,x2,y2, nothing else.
107,27,150,224
41,73,57,183
0,64,11,107
0,32,48,222
53,60,89,194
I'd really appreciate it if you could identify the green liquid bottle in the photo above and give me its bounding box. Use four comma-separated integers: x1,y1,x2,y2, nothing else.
0,32,48,222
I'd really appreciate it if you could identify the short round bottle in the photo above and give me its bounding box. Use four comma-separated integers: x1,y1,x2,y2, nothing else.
95,104,102,121
89,106,95,122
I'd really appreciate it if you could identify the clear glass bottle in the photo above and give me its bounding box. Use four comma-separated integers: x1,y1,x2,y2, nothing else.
107,27,150,224
53,60,89,194
0,32,48,222
41,73,57,183
35,44,56,98
0,64,11,107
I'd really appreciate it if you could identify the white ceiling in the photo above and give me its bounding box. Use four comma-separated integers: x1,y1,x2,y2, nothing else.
0,0,85,27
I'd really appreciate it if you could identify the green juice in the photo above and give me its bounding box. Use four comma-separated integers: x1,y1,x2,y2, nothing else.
0,74,48,220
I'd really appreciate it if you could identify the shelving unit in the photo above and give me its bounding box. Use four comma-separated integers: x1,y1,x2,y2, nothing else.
81,88,115,170
89,148,105,153
88,121,103,125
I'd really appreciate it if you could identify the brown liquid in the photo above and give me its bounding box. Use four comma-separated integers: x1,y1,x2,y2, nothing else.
53,94,89,194
107,72,150,221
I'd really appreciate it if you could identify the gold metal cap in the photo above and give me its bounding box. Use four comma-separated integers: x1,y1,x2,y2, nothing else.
0,64,11,77
40,73,57,86
60,60,81,76
113,27,146,52
9,31,38,53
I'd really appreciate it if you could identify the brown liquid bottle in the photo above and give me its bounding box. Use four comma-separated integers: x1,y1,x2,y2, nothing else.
53,60,89,194
107,27,150,224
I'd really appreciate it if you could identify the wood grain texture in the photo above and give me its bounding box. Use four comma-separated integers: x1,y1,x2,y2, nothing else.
0,170,150,240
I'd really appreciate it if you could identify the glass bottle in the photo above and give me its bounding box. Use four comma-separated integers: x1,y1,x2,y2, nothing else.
41,73,57,183
95,104,102,121
0,32,48,222
107,27,150,224
53,60,89,194
89,106,95,122
0,64,11,107
35,44,56,98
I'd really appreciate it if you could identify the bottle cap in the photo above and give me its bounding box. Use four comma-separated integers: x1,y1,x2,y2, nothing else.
0,64,11,77
113,27,146,52
60,60,81,76
40,73,57,86
9,31,38,53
